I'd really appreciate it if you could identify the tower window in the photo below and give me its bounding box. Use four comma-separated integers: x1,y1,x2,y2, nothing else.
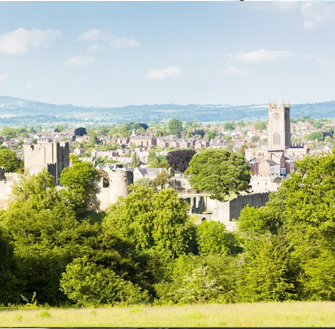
273,133,280,145
273,113,280,120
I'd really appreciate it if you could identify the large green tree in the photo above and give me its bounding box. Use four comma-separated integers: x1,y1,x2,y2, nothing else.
168,118,183,136
60,156,100,214
103,186,196,260
185,148,251,201
0,170,97,304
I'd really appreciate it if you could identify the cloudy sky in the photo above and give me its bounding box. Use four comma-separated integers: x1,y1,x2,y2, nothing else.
0,1,334,107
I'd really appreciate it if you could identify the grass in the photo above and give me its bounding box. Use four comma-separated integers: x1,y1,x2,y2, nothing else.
1,302,335,327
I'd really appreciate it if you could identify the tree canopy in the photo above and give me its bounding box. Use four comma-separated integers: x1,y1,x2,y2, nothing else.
185,148,251,201
168,118,183,136
60,156,100,214
0,149,23,173
167,149,196,172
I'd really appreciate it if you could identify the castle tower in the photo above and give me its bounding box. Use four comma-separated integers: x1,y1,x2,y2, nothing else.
268,100,290,151
109,169,133,204
23,141,70,184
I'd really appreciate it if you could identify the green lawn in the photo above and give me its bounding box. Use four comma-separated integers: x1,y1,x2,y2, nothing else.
1,302,335,327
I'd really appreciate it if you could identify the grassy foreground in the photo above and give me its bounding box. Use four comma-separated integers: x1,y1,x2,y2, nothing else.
0,301,334,327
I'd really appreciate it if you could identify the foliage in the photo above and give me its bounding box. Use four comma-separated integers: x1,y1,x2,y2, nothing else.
0,227,19,304
168,118,183,136
60,257,149,307
134,178,157,190
0,149,23,173
129,153,141,168
154,171,171,189
185,148,251,201
155,254,237,304
223,122,235,131
104,186,196,260
1,127,19,138
166,149,196,172
60,156,100,213
1,170,98,304
196,221,231,256
306,131,323,141
236,232,295,302
253,121,267,131
74,127,87,136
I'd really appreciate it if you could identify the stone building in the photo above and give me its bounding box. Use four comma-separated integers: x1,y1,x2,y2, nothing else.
246,100,309,177
23,141,70,184
268,100,291,151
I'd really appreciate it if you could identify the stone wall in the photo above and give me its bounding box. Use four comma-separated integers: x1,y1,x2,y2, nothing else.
183,192,270,231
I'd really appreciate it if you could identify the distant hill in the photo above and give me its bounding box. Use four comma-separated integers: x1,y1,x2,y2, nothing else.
0,96,335,127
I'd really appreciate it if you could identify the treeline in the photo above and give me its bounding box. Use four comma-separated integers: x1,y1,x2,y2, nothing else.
1,151,335,307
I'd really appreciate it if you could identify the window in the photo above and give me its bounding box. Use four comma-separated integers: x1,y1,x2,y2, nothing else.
273,133,280,145
273,112,280,120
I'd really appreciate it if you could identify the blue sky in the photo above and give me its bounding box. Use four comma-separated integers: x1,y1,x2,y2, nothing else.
0,1,334,107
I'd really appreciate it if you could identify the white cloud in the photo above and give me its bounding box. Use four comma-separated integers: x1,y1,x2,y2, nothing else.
78,29,140,49
78,29,110,42
0,28,61,55
0,75,8,83
221,64,248,77
111,37,140,49
66,55,94,68
146,67,181,80
301,2,335,30
25,80,34,89
226,49,303,64
87,44,105,53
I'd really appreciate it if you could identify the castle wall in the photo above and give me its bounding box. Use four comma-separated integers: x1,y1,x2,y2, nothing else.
183,192,270,231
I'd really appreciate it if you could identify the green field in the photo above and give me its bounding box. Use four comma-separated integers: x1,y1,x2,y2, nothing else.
1,302,335,327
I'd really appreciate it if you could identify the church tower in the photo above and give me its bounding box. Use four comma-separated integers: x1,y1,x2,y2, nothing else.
268,100,290,151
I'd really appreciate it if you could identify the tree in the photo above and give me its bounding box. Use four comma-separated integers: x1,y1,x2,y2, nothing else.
129,153,141,168
0,149,23,173
196,221,231,256
1,170,97,304
0,127,19,138
155,254,238,304
236,233,295,302
307,131,323,141
0,227,19,305
154,171,171,189
168,118,183,136
60,156,100,214
134,178,157,190
325,136,333,143
60,257,148,307
103,186,196,260
166,150,196,172
185,148,251,201
74,127,87,137
223,122,235,131
253,121,267,131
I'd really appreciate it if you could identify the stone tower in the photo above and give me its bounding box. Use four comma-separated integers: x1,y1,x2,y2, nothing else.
268,100,290,151
23,141,70,184
109,169,133,204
